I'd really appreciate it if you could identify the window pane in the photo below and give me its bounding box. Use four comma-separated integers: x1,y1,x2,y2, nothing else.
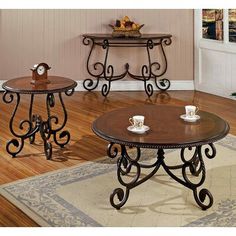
202,9,223,41
229,9,236,42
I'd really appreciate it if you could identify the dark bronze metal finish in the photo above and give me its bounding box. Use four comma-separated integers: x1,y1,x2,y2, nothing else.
2,77,77,160
82,34,172,97
107,143,215,210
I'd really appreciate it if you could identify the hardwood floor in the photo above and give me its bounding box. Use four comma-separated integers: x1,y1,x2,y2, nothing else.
0,90,236,226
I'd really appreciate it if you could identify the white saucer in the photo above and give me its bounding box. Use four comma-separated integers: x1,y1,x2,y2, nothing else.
127,125,150,134
180,114,200,122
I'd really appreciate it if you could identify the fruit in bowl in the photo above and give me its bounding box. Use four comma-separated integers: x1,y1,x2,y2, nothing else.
109,16,144,37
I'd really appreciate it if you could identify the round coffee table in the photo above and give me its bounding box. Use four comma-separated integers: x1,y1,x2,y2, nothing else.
2,76,77,160
92,105,230,210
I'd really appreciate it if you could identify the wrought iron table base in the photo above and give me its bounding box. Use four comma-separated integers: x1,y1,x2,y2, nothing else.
83,36,172,97
3,90,74,160
107,143,216,210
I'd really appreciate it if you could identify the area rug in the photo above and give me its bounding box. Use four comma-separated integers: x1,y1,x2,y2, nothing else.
1,134,236,227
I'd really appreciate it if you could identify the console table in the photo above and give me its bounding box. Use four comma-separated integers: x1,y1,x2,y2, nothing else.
82,33,172,97
92,105,229,210
2,76,77,160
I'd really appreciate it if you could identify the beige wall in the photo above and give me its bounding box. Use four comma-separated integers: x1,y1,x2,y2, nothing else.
0,9,193,82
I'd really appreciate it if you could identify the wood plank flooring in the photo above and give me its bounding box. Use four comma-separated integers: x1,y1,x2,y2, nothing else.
0,90,236,226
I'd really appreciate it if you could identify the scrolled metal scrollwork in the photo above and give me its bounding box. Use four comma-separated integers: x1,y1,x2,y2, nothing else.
150,62,161,74
147,39,154,49
203,143,216,159
109,145,141,209
141,65,153,97
3,91,14,103
110,187,130,210
162,37,172,46
108,145,163,209
83,78,100,91
65,88,75,96
193,188,213,210
6,139,24,158
151,37,172,91
47,93,55,107
83,36,104,92
102,65,114,97
107,142,119,158
162,145,213,210
39,120,52,160
108,143,215,210
82,37,92,46
102,39,109,49
82,35,172,96
3,92,38,157
53,131,70,148
101,40,114,97
28,94,35,144
155,78,171,91
164,146,205,186
46,92,71,148
3,88,74,159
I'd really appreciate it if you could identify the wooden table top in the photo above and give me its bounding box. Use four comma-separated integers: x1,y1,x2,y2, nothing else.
92,105,230,149
2,76,77,94
83,33,172,40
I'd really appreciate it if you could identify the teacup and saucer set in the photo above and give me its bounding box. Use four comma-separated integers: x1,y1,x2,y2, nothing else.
127,115,150,134
180,105,200,122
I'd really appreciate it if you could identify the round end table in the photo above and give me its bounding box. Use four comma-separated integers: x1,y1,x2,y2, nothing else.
2,76,77,160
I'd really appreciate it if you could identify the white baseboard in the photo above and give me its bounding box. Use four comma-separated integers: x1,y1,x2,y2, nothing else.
76,80,194,91
0,80,195,92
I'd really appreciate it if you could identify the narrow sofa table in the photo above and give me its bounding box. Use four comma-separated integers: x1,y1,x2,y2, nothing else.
92,105,229,210
82,33,172,97
2,76,77,160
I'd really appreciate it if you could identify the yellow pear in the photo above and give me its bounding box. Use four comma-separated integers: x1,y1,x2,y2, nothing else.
132,23,137,30
120,24,125,29
123,16,130,22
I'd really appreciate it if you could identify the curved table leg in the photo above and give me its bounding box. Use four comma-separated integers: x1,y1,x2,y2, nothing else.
107,143,163,209
163,144,216,210
29,94,36,144
152,38,172,91
3,91,39,157
82,37,104,92
46,90,74,149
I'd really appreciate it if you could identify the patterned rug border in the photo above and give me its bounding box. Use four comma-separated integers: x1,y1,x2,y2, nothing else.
1,134,236,227
0,155,116,227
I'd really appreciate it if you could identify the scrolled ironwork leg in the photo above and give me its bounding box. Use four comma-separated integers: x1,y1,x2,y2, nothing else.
192,145,215,210
142,39,154,97
29,94,36,144
3,91,38,157
107,143,163,209
150,38,172,91
155,78,171,91
82,37,104,92
163,144,216,210
109,145,141,209
37,115,52,160
47,91,72,148
101,39,113,97
180,146,201,176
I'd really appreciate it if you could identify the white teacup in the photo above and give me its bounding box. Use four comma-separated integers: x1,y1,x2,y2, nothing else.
185,105,199,118
129,115,145,129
